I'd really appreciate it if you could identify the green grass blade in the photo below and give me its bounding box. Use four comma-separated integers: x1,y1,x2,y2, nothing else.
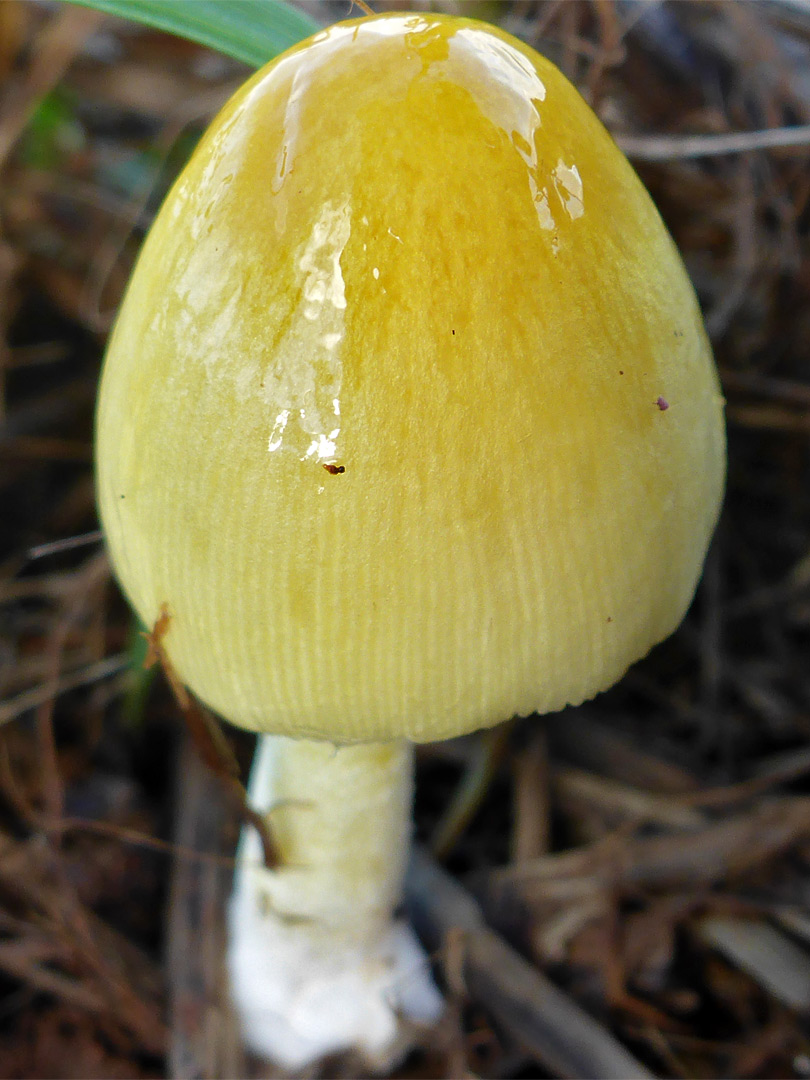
66,0,320,68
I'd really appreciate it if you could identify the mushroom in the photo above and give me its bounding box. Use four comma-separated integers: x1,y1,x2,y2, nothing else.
95,11,726,1071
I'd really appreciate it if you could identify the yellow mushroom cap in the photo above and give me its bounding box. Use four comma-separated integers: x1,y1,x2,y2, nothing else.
96,13,725,743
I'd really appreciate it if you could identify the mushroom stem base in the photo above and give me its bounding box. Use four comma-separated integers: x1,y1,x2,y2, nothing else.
227,734,443,1069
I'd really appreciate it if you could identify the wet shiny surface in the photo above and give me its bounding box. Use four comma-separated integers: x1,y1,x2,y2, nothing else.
153,14,601,469
97,14,725,742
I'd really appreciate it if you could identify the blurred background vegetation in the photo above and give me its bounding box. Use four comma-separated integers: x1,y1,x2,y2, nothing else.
0,1,809,1077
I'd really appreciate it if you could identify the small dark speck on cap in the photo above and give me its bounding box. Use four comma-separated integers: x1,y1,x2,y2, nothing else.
323,463,345,475
656,397,669,411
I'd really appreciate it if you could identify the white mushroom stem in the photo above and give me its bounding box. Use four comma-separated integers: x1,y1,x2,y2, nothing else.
227,735,444,1070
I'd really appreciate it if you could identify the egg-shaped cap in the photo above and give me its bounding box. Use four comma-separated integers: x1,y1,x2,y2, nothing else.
96,13,725,743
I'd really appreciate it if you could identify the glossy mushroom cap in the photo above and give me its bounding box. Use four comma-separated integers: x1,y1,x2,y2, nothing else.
96,13,725,743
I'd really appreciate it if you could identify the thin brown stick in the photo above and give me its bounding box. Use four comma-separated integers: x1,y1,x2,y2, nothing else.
616,124,810,160
144,605,280,869
511,730,551,862
50,816,237,869
0,7,104,167
27,531,103,560
490,796,810,897
0,653,128,728
406,849,654,1080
